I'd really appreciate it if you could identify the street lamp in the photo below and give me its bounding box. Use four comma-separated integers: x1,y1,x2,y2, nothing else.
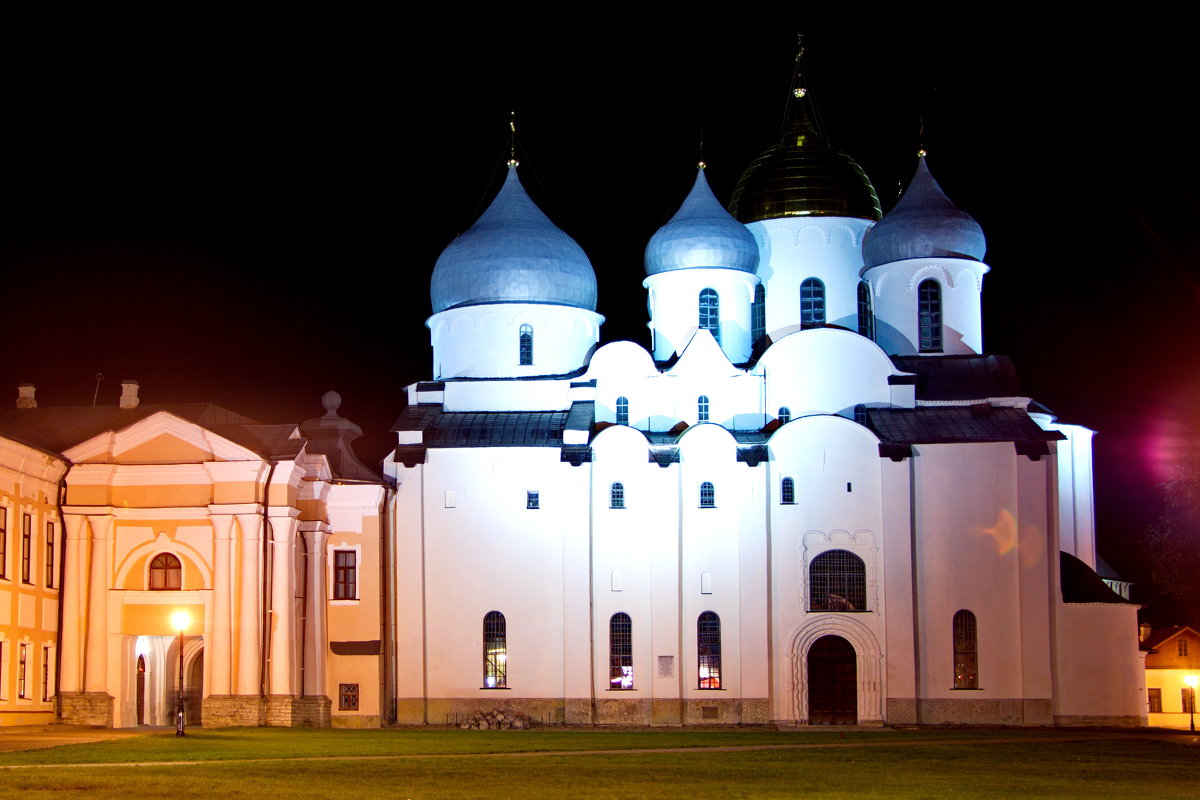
1185,674,1198,733
170,611,190,737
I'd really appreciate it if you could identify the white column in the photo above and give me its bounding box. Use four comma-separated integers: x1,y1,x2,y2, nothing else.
83,514,113,694
304,529,329,697
235,513,262,696
209,513,235,695
268,511,300,696
58,513,89,693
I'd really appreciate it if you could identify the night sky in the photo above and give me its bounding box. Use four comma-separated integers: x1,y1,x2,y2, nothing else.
1,20,1194,623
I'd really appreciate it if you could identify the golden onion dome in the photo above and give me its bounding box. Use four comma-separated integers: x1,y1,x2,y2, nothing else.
730,93,881,223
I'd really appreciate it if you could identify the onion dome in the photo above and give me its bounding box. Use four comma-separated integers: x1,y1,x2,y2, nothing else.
430,165,598,313
730,92,881,223
645,166,760,276
862,156,986,268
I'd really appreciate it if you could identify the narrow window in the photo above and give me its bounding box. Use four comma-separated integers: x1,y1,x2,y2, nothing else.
953,610,979,689
21,513,31,584
809,549,867,611
518,324,533,366
800,278,826,326
857,280,875,339
1179,639,1190,658
918,279,943,352
1184,687,1196,714
41,645,50,701
18,643,27,699
45,523,55,589
483,610,507,688
0,507,7,579
781,477,795,504
778,407,791,424
526,491,540,509
699,288,720,345
697,611,721,689
697,395,710,423
751,284,766,345
1148,687,1162,713
339,683,360,711
853,404,868,426
610,612,633,689
699,482,715,508
149,553,182,590
615,396,629,426
334,550,357,600
610,482,625,509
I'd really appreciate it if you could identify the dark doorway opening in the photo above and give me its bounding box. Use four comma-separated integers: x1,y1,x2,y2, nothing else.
807,635,857,724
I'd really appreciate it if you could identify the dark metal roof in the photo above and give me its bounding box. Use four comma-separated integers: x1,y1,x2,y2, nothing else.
1059,552,1132,604
866,406,1062,447
890,355,1020,401
1141,625,1196,650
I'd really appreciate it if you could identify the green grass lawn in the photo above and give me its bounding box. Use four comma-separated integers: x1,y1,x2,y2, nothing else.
0,728,1196,799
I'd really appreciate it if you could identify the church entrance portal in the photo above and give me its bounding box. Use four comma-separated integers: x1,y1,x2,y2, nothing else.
807,635,857,724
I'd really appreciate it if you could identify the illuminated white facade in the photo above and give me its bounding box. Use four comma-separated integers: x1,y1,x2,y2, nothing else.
386,90,1145,727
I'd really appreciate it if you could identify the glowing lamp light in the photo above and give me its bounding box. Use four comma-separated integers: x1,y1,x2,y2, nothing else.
1186,675,1199,689
170,611,190,634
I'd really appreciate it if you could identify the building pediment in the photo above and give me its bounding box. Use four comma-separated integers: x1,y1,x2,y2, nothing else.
64,411,263,464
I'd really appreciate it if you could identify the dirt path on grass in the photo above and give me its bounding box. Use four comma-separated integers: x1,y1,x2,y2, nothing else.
0,725,153,753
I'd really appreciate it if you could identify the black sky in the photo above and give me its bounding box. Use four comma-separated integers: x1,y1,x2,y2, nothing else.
1,19,1195,622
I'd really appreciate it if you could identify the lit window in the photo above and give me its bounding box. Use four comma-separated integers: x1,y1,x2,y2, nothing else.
483,610,507,688
610,482,625,509
18,643,27,699
953,610,979,689
45,523,55,589
615,396,629,426
778,407,791,424
697,611,721,689
339,683,359,711
781,477,795,505
801,278,826,326
519,324,533,366
699,482,715,508
0,507,7,579
21,514,31,584
918,279,942,352
610,612,633,689
527,491,540,509
697,395,710,423
857,280,874,340
751,284,765,345
149,553,182,590
1179,638,1190,658
809,549,866,611
853,404,868,426
1184,687,1196,714
1148,688,1162,713
334,550,357,600
699,288,720,345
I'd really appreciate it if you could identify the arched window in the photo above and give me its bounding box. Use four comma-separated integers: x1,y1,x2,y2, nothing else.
809,549,866,611
699,481,715,508
953,610,978,689
857,280,875,340
518,324,533,365
149,552,182,590
610,613,633,689
751,284,766,345
610,482,625,509
778,407,791,424
918,279,942,352
483,611,506,688
697,611,721,689
615,396,629,426
781,477,795,504
699,288,720,345
853,404,867,426
697,395,710,423
800,278,826,326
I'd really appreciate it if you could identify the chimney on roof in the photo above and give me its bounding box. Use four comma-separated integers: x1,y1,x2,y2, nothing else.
16,383,36,409
119,380,140,410
1139,622,1152,643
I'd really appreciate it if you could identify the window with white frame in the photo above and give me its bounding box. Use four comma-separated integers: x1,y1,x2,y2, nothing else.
699,482,715,508
615,396,629,426
518,324,533,366
918,279,943,352
953,610,979,689
20,514,31,584
801,278,826,326
610,482,625,509
149,553,182,590
483,610,506,688
809,549,866,611
697,395,710,423
778,407,791,424
699,288,720,345
697,611,721,689
781,477,795,504
609,612,633,689
333,550,357,600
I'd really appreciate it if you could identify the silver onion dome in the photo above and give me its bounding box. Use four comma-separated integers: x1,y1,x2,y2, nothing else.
645,167,759,276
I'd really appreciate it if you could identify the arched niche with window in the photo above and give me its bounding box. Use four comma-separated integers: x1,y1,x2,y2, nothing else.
610,482,625,509
483,610,507,688
697,395,710,423
615,396,629,426
518,324,534,365
697,611,721,689
918,279,942,352
953,610,978,689
699,481,715,508
800,278,826,327
778,407,791,424
809,549,866,611
857,280,875,340
781,476,796,504
149,552,182,590
751,284,766,345
698,288,720,345
609,612,633,689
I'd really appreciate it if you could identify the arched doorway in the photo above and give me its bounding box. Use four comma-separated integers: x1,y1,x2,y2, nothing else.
136,656,147,725
185,651,204,725
807,635,856,724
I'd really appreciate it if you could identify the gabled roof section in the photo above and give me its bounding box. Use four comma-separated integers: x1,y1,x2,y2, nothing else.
866,406,1064,450
1059,552,1132,604
667,329,741,377
1141,625,1197,651
63,410,295,464
889,355,1020,401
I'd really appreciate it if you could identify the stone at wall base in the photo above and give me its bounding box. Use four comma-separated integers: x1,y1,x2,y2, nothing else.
203,695,333,728
59,692,114,727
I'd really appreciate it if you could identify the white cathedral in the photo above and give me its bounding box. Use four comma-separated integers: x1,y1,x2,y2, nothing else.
383,86,1145,727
